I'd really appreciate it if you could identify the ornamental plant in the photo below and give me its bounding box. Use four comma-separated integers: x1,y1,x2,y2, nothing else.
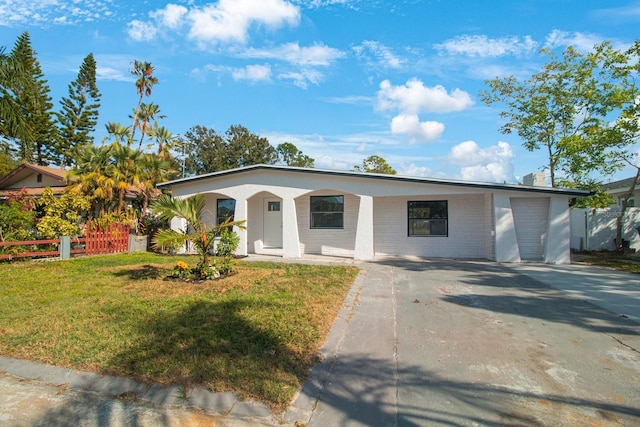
151,194,246,267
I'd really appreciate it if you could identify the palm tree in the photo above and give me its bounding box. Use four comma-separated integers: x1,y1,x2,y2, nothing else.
151,194,246,265
148,124,176,158
70,144,115,217
137,153,176,219
134,102,164,150
130,60,158,141
110,144,141,214
103,121,132,147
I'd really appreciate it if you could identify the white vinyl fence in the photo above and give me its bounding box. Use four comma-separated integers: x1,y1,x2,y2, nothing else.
570,207,640,251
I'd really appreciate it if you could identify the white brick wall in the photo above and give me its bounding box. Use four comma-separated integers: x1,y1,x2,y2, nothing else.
296,191,358,256
373,194,488,259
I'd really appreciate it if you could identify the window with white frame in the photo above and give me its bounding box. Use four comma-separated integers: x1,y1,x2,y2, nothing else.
310,195,344,229
408,200,448,236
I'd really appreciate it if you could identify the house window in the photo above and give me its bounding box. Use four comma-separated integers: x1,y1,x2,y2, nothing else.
310,195,344,229
217,199,235,224
268,201,280,212
36,173,42,183
408,201,448,236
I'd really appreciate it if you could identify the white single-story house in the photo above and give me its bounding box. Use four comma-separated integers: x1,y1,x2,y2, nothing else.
157,165,589,264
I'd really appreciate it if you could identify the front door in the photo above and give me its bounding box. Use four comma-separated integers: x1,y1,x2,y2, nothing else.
263,198,283,248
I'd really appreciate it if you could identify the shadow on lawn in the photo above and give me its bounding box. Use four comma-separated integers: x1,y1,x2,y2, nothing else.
105,298,308,408
110,264,168,280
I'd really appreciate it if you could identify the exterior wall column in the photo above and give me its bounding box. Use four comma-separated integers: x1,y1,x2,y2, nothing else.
493,193,521,262
170,217,189,254
282,196,301,258
234,198,248,257
354,195,374,260
544,196,571,264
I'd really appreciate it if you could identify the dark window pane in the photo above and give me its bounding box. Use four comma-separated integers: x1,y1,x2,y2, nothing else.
408,201,448,236
217,199,236,224
310,195,344,229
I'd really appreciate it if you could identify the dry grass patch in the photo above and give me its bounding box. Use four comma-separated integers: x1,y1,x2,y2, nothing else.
0,253,359,410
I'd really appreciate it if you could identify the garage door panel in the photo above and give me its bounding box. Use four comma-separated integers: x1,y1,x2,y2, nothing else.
510,198,549,261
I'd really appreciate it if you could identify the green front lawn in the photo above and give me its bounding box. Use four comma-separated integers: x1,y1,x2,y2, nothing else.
578,252,640,274
0,253,359,410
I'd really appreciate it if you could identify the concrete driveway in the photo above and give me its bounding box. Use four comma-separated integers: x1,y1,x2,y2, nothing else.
285,259,640,426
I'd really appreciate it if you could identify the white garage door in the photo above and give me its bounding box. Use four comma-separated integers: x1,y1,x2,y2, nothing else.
510,197,550,261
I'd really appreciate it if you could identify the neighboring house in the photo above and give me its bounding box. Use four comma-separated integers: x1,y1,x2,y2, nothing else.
157,164,588,264
602,176,639,207
0,163,68,200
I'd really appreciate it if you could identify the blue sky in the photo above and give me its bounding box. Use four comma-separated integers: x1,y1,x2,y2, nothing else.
1,0,639,183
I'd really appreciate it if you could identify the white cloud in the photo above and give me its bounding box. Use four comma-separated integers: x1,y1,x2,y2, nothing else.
278,68,324,88
544,30,604,52
150,4,188,30
194,64,272,83
434,35,538,58
390,114,444,143
353,40,405,70
377,78,474,114
447,140,515,183
0,0,116,27
128,0,300,46
127,20,158,42
397,162,432,177
241,42,345,66
231,64,272,82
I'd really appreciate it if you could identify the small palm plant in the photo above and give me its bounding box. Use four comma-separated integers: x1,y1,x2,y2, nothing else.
151,194,246,268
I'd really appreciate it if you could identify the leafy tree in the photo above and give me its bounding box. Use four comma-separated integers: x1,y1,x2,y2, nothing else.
130,60,158,144
0,144,16,177
55,53,101,168
183,124,278,175
151,194,245,265
479,45,621,188
354,154,397,174
36,187,91,238
10,31,57,165
183,125,227,175
226,124,278,167
277,142,314,167
0,189,36,242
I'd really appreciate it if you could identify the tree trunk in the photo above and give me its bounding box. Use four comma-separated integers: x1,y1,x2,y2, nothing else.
615,167,640,253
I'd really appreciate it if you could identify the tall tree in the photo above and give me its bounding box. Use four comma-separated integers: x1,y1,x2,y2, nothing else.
277,142,314,167
55,53,101,168
183,125,228,175
10,31,57,165
354,154,397,174
0,46,32,147
183,124,278,175
110,143,141,214
226,124,278,168
71,144,115,217
130,60,158,143
479,45,621,188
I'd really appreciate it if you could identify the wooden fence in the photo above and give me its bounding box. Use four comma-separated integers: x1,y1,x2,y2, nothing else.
85,222,129,255
0,222,131,260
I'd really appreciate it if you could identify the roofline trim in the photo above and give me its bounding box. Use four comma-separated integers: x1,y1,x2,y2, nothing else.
157,164,591,197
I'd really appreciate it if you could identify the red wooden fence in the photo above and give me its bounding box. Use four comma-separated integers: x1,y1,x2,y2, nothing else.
0,222,130,260
85,222,130,255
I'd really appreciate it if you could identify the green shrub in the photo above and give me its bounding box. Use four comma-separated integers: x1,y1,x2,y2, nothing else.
215,227,240,257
